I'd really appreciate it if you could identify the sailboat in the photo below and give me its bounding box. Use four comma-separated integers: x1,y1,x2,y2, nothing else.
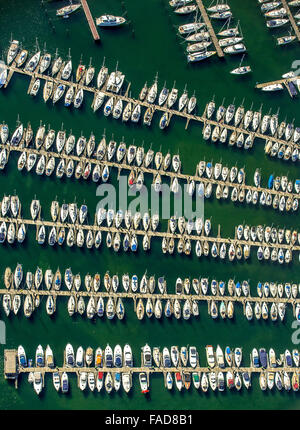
218,18,240,37
230,54,251,75
56,1,81,17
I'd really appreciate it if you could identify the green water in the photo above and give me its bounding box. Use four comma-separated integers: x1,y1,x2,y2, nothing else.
0,0,299,410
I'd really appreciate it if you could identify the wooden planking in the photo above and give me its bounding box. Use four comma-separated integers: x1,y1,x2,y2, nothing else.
2,288,300,305
194,0,224,57
80,0,100,42
281,0,300,43
1,140,299,202
256,76,299,89
4,65,300,151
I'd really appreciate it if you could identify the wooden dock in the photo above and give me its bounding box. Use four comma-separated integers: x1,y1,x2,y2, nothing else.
4,65,300,153
2,286,300,307
9,144,300,205
0,208,299,257
5,346,300,379
80,0,100,42
195,0,224,58
281,0,300,43
1,133,299,206
16,364,300,375
256,76,299,90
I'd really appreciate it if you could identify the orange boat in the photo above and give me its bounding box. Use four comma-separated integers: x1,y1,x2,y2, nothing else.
95,348,102,367
183,371,191,390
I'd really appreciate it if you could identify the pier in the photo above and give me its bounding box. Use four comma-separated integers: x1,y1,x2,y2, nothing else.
2,287,300,306
194,0,224,58
281,0,300,43
3,65,300,153
14,364,300,375
0,212,299,252
80,0,100,42
4,64,300,155
1,138,299,205
4,349,300,381
256,75,299,90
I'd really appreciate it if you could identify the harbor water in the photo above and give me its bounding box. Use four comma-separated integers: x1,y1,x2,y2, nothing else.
0,0,300,409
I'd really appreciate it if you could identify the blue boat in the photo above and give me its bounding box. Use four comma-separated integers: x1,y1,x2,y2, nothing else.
285,350,292,367
235,282,241,295
165,301,172,317
287,81,297,97
61,372,69,393
242,371,251,386
163,349,171,368
97,298,104,317
106,353,113,368
259,348,268,368
278,147,284,158
123,236,129,252
252,349,260,367
268,174,274,189
115,356,122,367
257,282,263,296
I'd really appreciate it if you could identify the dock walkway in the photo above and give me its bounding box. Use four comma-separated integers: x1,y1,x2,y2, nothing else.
80,0,100,42
281,0,300,43
0,213,299,253
256,76,299,90
195,0,224,58
2,140,299,203
2,287,300,306
4,65,300,152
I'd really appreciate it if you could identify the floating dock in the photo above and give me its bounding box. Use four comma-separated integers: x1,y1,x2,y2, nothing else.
80,0,100,42
0,212,299,251
1,138,299,205
2,287,300,307
4,65,300,153
281,0,300,43
195,0,224,58
256,76,299,90
4,64,300,155
4,349,300,380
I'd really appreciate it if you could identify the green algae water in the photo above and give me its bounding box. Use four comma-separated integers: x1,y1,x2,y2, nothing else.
0,0,300,410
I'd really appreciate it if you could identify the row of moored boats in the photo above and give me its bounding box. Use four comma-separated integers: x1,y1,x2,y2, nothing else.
17,343,300,394
170,0,248,64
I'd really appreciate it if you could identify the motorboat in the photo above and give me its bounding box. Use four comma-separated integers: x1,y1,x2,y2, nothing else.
139,372,149,393
96,15,126,26
61,372,69,393
33,372,43,395
18,345,27,367
261,83,283,91
224,43,246,54
206,345,215,367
